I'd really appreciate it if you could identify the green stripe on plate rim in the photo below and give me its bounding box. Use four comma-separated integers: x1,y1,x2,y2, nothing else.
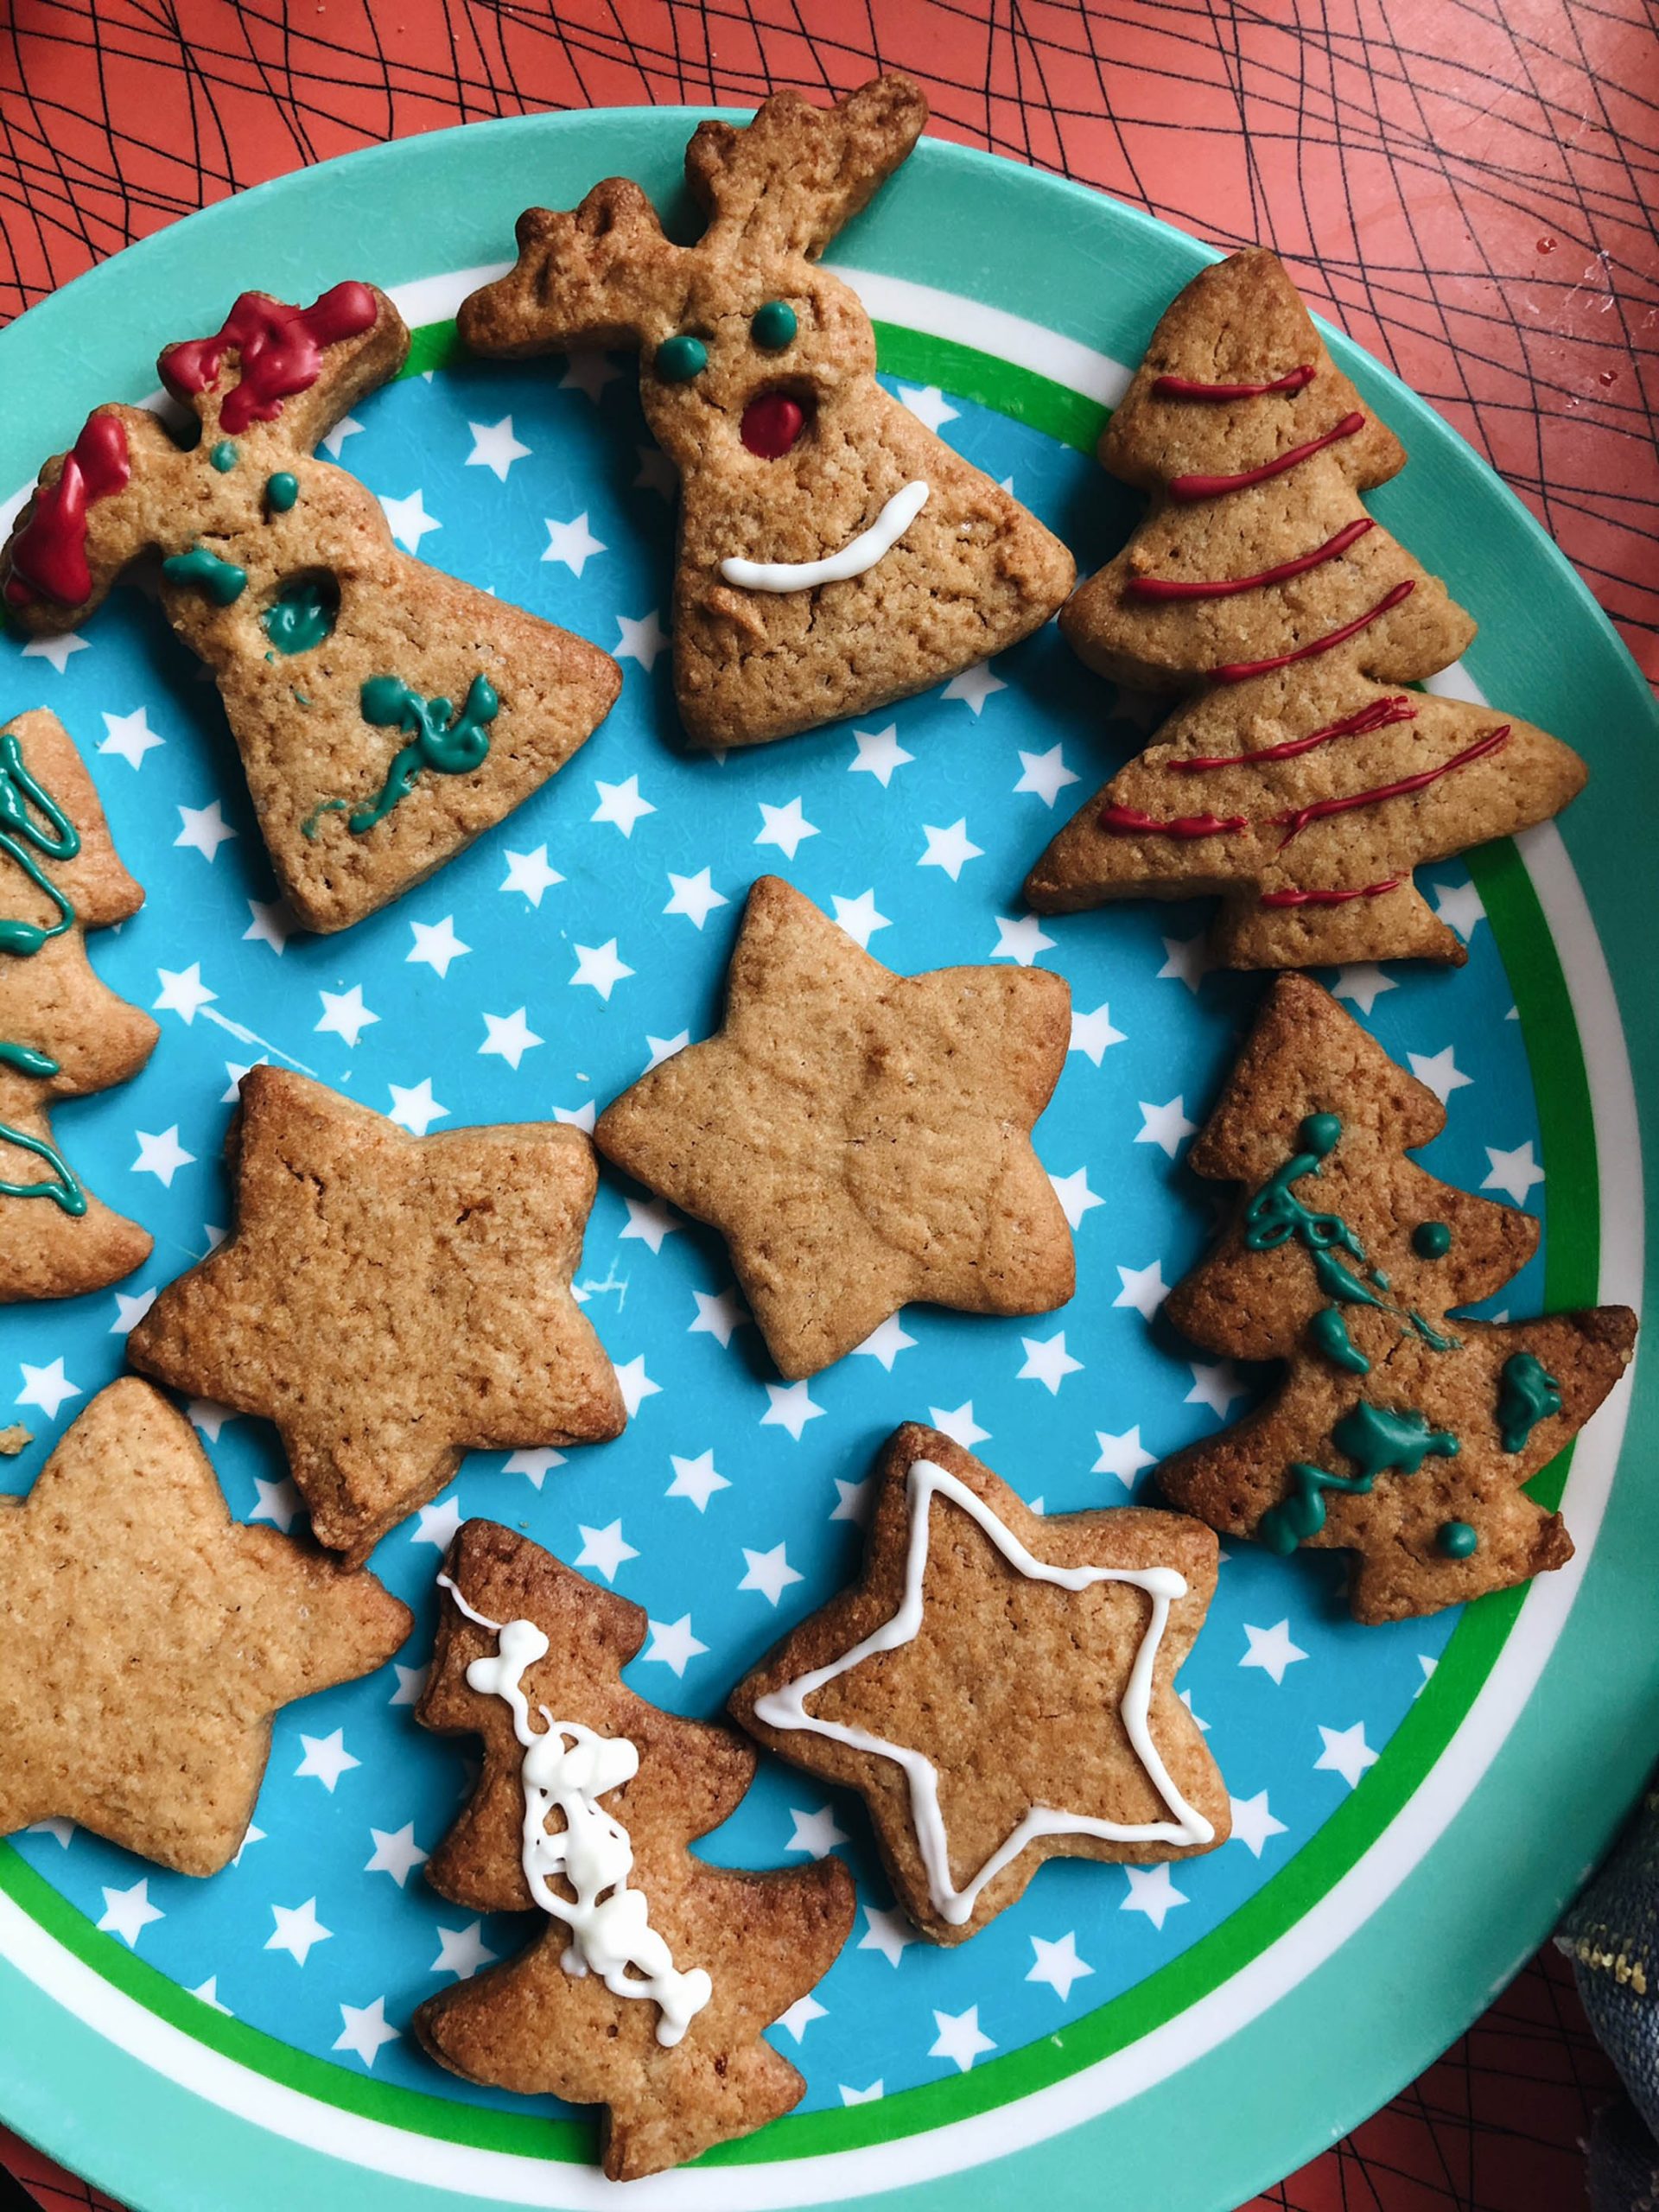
0,327,1599,2171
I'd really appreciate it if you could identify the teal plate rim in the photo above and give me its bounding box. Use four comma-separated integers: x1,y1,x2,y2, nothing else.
0,106,1653,2212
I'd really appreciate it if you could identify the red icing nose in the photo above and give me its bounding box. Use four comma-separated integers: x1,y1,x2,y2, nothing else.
741,391,806,459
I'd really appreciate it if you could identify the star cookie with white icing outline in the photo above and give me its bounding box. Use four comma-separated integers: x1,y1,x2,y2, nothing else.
0,1378,409,1874
412,1520,855,2181
595,875,1074,1377
128,1065,626,1561
730,1423,1230,1943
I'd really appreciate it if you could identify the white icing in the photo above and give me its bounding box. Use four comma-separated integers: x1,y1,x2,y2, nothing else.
718,479,930,592
437,1573,712,2047
750,1460,1214,1927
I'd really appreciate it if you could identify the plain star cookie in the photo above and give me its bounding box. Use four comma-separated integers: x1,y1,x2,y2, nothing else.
0,708,159,1300
593,874,1074,1377
127,1066,626,1561
460,74,1074,747
1,283,620,931
1155,975,1637,1621
1027,250,1588,969
731,1423,1229,1943
0,1378,410,1875
412,1520,855,2181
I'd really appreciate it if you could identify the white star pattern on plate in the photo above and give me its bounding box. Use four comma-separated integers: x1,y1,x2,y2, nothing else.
830,1477,874,1523
333,1997,400,2068
761,1381,824,1440
131,1127,195,1186
1091,1427,1156,1487
664,868,727,928
666,1450,729,1510
851,1315,916,1369
1047,1166,1103,1230
320,416,361,457
1013,745,1079,805
896,383,959,430
413,1498,466,1552
1121,1863,1187,1929
559,351,621,403
1113,1260,1169,1319
1315,1722,1380,1789
830,890,890,949
315,987,378,1047
1241,1620,1310,1685
1016,1332,1082,1393
858,1904,916,1967
776,1993,828,2042
738,1542,804,1605
990,913,1055,965
153,963,216,1022
21,633,89,675
191,1977,232,2015
569,939,633,999
505,1447,567,1489
1135,1096,1198,1157
574,1519,639,1582
642,1616,708,1676
755,798,817,860
543,513,607,575
1332,965,1396,1017
251,1475,302,1531
174,800,238,861
1432,879,1485,939
620,1196,681,1254
479,1007,543,1068
1157,934,1209,993
1229,1791,1289,1858
99,705,162,769
499,846,563,905
840,2081,884,2105
592,773,655,836
785,1806,848,1858
613,1356,661,1419
109,1287,157,1335
97,1878,164,1948
464,416,531,480
387,1079,448,1135
243,899,290,954
376,489,440,552
266,1899,332,1967
1070,1002,1127,1063
927,1401,989,1449
1027,1932,1094,2002
642,1031,690,1071
1408,1044,1472,1103
941,661,1007,715
390,1664,430,1708
430,1923,496,1980
407,916,468,977
929,2005,995,2071
186,1399,237,1442
849,724,912,785
615,610,668,669
295,1731,361,1793
365,1826,429,1888
689,1287,748,1347
1483,1141,1546,1204
918,819,982,880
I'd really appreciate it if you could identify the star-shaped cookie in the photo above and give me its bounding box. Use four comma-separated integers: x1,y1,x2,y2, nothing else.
128,1066,626,1561
413,1521,855,2180
0,1378,409,1875
730,1423,1230,1942
594,875,1074,1376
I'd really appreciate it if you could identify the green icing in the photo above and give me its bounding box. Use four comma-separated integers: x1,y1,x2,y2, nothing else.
0,725,86,1215
1497,1351,1562,1453
1413,1220,1453,1259
1437,1520,1479,1559
162,544,247,606
1258,1463,1372,1555
210,440,238,472
0,1040,59,1078
305,675,499,840
1257,1398,1459,1554
265,471,300,512
261,575,336,655
1309,1306,1370,1375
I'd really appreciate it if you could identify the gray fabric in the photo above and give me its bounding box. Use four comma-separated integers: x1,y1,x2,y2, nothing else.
1560,1789,1659,2206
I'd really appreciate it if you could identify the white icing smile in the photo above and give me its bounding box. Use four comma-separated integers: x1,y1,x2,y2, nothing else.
719,479,930,592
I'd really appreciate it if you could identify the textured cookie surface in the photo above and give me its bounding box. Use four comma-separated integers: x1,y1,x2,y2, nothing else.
2,286,620,931
1028,250,1587,968
0,1377,409,1874
0,708,158,1299
1156,975,1637,1620
731,1423,1229,1943
414,1520,855,2181
594,874,1074,1376
460,75,1073,747
127,1066,626,1561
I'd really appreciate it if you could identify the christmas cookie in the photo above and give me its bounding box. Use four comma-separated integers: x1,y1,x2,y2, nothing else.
0,1378,409,1875
413,1520,855,2181
731,1423,1228,1943
1156,974,1637,1622
127,1066,626,1562
1027,250,1588,968
459,74,1074,748
2,283,620,932
594,874,1074,1377
0,709,158,1300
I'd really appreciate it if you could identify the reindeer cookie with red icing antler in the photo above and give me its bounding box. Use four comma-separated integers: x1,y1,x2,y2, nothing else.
2,285,620,932
461,75,1075,749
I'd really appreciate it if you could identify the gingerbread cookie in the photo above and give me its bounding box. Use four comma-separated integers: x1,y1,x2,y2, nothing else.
594,874,1073,1377
0,1378,409,1875
1155,975,1637,1622
1027,251,1587,968
2,284,620,931
1,709,158,1300
413,1521,855,2181
460,75,1074,748
127,1066,626,1562
733,1424,1227,1943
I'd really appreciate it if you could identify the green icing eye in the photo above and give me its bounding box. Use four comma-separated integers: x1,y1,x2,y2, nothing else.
750,300,798,350
656,334,708,383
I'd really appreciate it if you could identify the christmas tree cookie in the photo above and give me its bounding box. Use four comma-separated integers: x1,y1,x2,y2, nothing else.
1156,975,1637,1622
0,709,158,1300
1027,251,1588,968
128,1067,626,1561
413,1520,855,2181
0,1379,409,1875
460,74,1074,748
732,1423,1228,1942
2,283,620,931
594,875,1074,1377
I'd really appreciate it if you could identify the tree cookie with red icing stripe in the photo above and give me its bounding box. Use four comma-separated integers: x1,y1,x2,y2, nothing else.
1027,250,1587,968
1,284,620,932
460,75,1074,748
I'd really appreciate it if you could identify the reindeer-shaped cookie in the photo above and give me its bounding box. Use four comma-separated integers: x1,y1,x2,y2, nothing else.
461,76,1075,748
3,286,620,931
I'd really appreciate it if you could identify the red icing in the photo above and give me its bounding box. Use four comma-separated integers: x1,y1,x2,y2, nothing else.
4,412,130,608
1174,696,1418,774
1169,411,1366,503
1261,876,1403,907
740,391,806,459
160,282,378,435
1154,365,1315,400
1128,518,1374,601
1213,578,1415,684
1099,804,1247,838
1272,725,1513,847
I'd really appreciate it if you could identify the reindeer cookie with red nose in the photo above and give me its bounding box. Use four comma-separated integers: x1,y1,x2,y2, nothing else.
461,75,1076,749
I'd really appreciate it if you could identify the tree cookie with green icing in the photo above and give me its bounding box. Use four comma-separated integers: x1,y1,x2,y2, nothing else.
413,1518,855,2182
459,73,1074,748
127,1067,626,1562
1,284,620,931
731,1423,1229,1944
0,709,159,1300
1026,250,1588,969
1155,974,1637,1622
0,1378,409,1875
